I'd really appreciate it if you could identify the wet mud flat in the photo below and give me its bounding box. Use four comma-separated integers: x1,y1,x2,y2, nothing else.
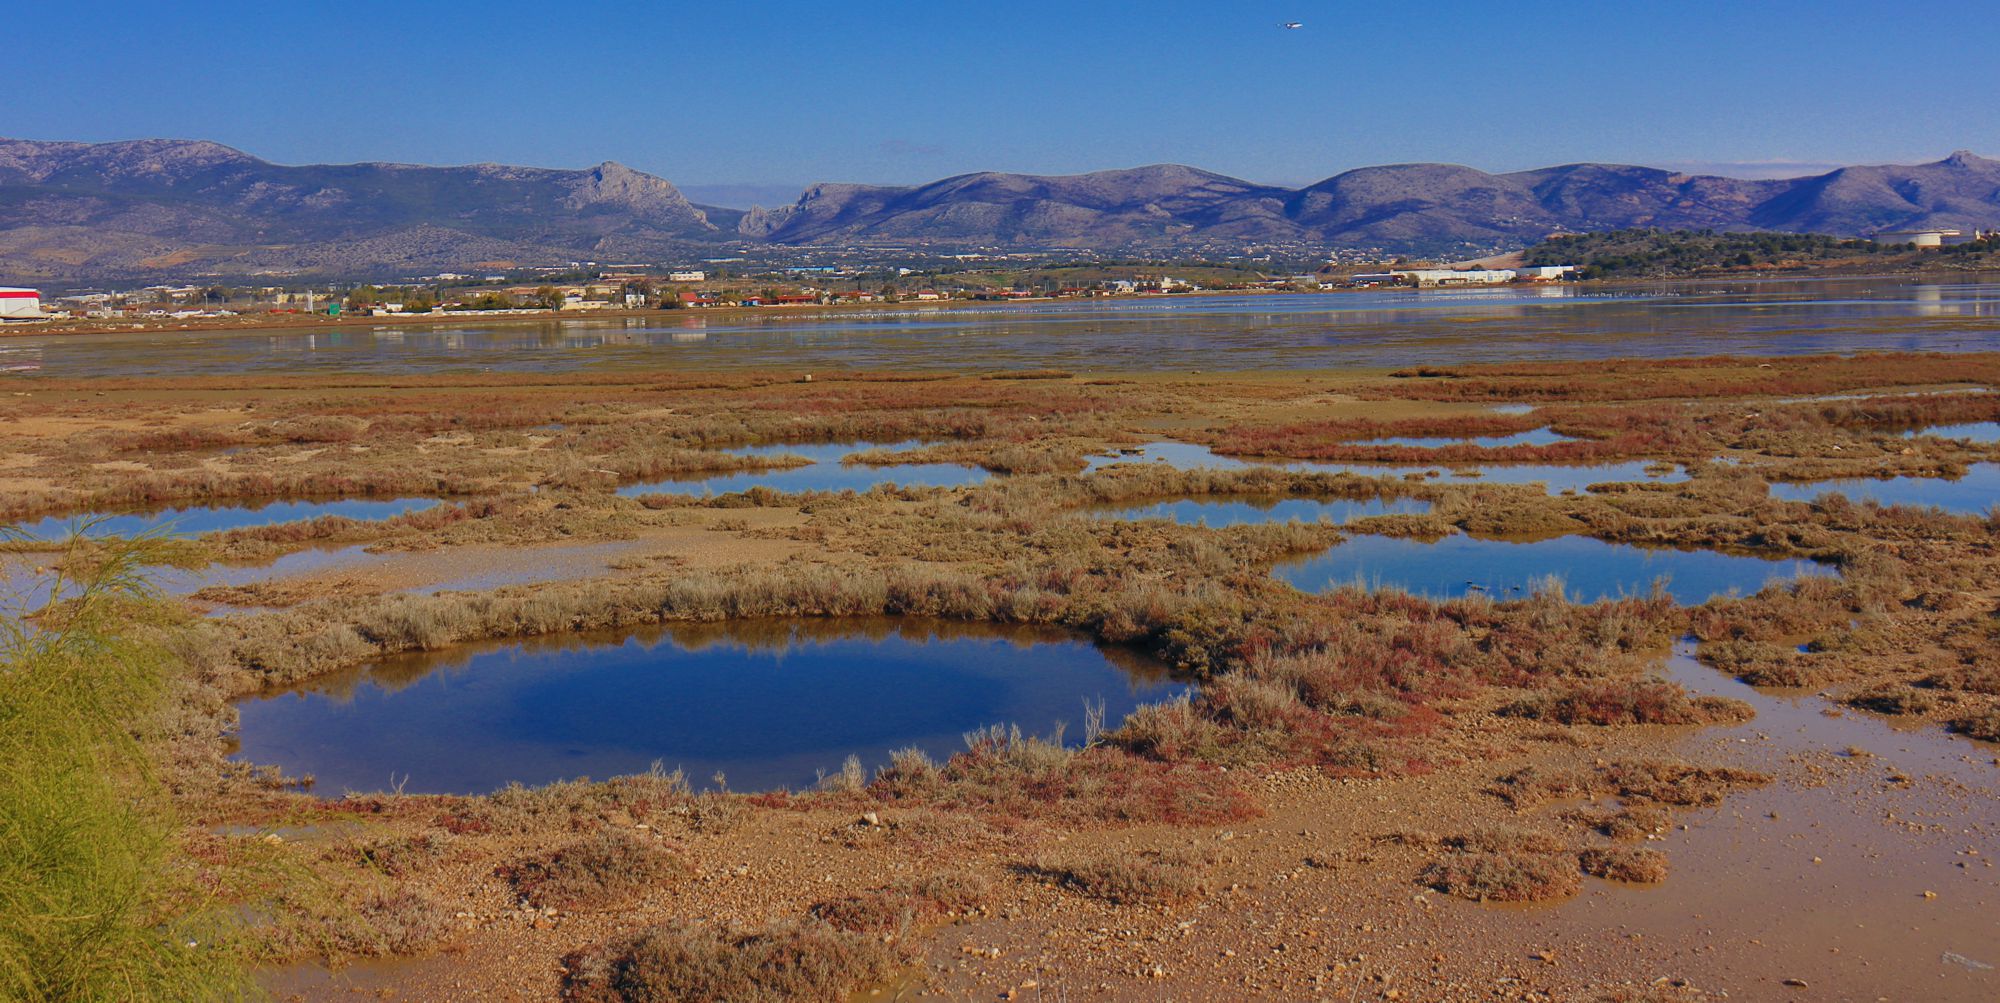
1494,645,2000,999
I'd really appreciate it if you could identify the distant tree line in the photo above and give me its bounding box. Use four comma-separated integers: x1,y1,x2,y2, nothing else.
1522,228,1882,279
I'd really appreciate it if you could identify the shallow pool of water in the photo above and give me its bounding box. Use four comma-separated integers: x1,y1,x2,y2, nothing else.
1085,442,1686,494
1769,463,2000,516
1093,495,1429,527
618,440,987,496
1348,427,1573,449
1274,533,1834,604
15,497,440,539
231,618,1181,795
1904,421,2000,444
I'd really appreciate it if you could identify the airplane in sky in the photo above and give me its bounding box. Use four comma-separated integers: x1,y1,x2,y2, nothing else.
1281,21,1304,29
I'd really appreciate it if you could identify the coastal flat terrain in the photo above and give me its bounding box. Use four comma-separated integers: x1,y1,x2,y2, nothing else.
4,293,1999,1001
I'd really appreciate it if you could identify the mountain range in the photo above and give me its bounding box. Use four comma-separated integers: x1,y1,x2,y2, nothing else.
2,137,1996,282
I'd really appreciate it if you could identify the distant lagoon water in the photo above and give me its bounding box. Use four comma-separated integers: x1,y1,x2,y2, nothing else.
10,276,2000,379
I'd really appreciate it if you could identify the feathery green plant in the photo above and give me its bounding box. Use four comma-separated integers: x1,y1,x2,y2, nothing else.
0,523,248,1001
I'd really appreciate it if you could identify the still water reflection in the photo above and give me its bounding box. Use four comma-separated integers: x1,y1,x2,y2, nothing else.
1275,534,1836,604
617,440,987,496
1769,463,2000,516
1094,495,1430,527
231,618,1181,795
1086,442,1686,494
17,277,2000,379
17,497,438,539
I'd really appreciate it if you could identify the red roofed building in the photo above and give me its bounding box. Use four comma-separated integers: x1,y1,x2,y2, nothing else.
0,287,42,320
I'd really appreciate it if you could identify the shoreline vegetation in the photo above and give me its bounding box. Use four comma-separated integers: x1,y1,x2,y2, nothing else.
2,348,1997,999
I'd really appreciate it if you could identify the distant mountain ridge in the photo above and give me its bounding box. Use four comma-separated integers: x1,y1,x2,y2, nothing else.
1,137,1995,281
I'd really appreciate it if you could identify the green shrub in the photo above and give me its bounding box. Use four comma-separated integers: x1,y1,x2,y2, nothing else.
0,530,248,999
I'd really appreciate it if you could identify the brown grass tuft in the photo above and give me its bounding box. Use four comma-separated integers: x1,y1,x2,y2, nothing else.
498,829,691,910
1579,846,1670,883
1419,850,1581,903
563,919,901,1002
809,873,991,932
1022,846,1215,907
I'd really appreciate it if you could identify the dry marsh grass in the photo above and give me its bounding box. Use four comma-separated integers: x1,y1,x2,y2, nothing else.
1579,845,1670,883
1419,850,1581,903
498,829,692,910
1021,846,1216,906
563,919,903,1003
808,873,991,932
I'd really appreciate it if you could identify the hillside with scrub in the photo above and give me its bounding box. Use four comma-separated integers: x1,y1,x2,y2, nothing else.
1523,227,2000,278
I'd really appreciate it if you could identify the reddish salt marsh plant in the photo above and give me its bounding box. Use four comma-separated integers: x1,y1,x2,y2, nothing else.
1367,353,2000,404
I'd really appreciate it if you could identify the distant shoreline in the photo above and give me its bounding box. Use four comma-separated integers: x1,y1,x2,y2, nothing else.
0,286,1314,340
4,267,1992,341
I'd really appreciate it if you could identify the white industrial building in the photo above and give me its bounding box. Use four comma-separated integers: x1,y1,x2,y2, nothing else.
1395,268,1519,288
1515,264,1579,281
0,287,43,320
1875,228,1961,248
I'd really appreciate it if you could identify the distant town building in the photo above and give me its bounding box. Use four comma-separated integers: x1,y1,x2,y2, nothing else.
668,270,707,282
1395,269,1518,288
0,287,43,320
1875,228,1961,248
1515,265,1579,281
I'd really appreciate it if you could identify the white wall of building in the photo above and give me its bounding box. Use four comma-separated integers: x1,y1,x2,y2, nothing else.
0,288,42,319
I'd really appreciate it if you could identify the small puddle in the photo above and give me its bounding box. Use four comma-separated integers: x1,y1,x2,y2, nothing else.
1903,421,2000,444
1770,463,2000,516
230,618,1182,795
618,440,988,497
1274,534,1834,604
15,497,441,539
1093,495,1430,527
1348,427,1574,449
1085,442,1685,494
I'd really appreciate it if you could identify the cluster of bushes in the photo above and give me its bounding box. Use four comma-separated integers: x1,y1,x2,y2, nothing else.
1523,229,1879,279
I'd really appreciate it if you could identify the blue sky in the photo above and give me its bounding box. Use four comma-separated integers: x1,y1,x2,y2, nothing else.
4,1,1994,199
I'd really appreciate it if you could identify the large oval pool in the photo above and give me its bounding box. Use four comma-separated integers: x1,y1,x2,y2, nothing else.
232,618,1180,795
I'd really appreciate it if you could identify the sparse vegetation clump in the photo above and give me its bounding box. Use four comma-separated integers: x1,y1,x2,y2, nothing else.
1580,845,1670,883
563,919,902,1003
1024,846,1215,906
1420,850,1581,903
1490,759,1770,810
1949,706,2000,742
499,830,692,909
1500,679,1752,727
810,873,990,932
